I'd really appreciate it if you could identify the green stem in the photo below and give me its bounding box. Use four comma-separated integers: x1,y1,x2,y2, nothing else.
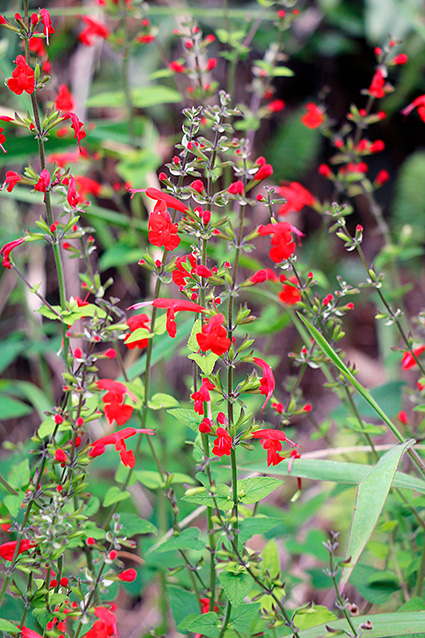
415,534,425,597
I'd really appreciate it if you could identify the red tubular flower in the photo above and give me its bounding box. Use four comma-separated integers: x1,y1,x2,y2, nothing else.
75,175,102,198
34,168,50,192
279,275,301,305
250,269,278,284
212,427,232,457
1,237,25,269
19,628,43,638
253,357,275,411
28,37,46,57
152,298,205,338
253,163,273,183
54,448,67,463
63,112,86,150
39,9,55,45
172,253,197,287
277,182,315,216
148,200,181,251
301,103,324,129
401,94,425,123
191,378,215,414
1,171,22,192
170,61,185,73
227,180,244,195
393,53,408,65
81,606,118,638
125,314,150,349
251,429,298,467
257,222,303,263
144,187,188,213
55,85,75,112
267,99,285,113
402,346,425,370
375,169,390,186
7,55,35,95
0,539,37,561
89,427,155,468
79,17,110,46
118,568,137,582
97,378,137,426
191,179,205,193
369,70,385,98
196,313,231,356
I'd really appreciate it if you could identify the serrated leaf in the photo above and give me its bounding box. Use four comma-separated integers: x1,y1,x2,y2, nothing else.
103,486,130,507
237,477,283,505
169,585,199,628
155,527,204,553
183,484,234,510
188,352,219,376
218,571,253,608
294,605,337,630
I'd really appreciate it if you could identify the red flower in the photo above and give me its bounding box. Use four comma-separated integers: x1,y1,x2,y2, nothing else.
54,448,67,463
39,9,55,45
152,298,205,338
253,163,273,183
402,94,425,123
369,70,385,98
28,37,46,57
212,427,232,457
170,61,185,73
7,55,35,95
191,179,205,193
277,182,315,216
75,175,102,198
82,606,118,638
253,357,275,410
148,200,181,251
206,58,217,71
191,377,215,414
227,181,244,195
1,237,25,269
89,427,155,468
97,378,137,426
375,169,390,186
257,221,303,263
63,112,86,150
144,187,188,213
125,314,150,349
0,539,37,561
393,53,408,65
55,85,75,112
172,253,197,287
251,429,298,467
34,168,50,192
250,269,278,284
19,628,43,638
301,103,324,129
278,275,301,304
1,171,22,193
402,346,425,370
118,568,137,582
196,313,231,356
267,99,285,113
79,17,110,46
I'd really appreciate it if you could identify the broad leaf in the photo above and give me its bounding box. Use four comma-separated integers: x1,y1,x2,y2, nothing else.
118,512,157,536
179,612,219,638
183,484,234,510
237,477,283,505
188,352,219,376
218,571,253,608
103,486,130,507
148,393,180,410
154,527,204,553
230,603,260,632
293,605,337,630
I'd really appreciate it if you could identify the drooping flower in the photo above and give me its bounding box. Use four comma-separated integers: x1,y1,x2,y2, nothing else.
191,377,215,414
369,70,385,99
278,275,302,304
252,163,273,183
301,102,324,129
63,112,86,150
0,538,37,561
81,606,119,638
1,237,25,269
79,17,110,46
148,200,181,251
277,182,315,216
257,221,303,263
196,313,231,356
212,427,232,457
34,168,51,193
1,171,22,193
89,427,155,468
152,298,205,338
97,379,137,426
7,56,35,95
141,186,188,213
401,94,425,123
402,346,425,370
64,175,87,211
55,85,75,112
251,429,298,467
124,314,150,349
39,9,55,45
253,357,275,410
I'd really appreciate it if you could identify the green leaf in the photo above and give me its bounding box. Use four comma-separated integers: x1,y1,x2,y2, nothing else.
99,244,144,271
261,539,279,578
272,66,294,76
3,494,24,518
118,512,157,536
218,571,253,608
103,486,131,507
293,605,337,630
38,303,107,325
8,459,30,490
187,319,202,353
392,151,425,235
237,477,283,505
38,417,71,438
183,484,234,510
148,393,180,410
188,352,219,376
83,497,100,517
243,457,425,493
180,612,219,638
87,85,182,109
168,585,199,629
230,603,260,632
238,516,281,543
0,393,31,419
155,527,204,553
0,336,25,374
0,619,17,631
340,440,414,590
168,408,202,433
297,611,425,638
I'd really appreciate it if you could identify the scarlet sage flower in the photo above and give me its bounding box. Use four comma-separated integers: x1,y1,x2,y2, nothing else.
19,628,43,638
144,187,188,213
28,37,46,57
34,168,50,193
153,298,205,338
63,112,86,150
196,313,231,356
257,221,303,264
75,175,102,198
125,314,150,349
55,85,75,112
170,61,185,73
402,346,425,370
148,201,181,251
301,103,324,129
252,163,273,183
64,175,87,210
267,99,285,113
118,568,137,582
79,16,110,46
1,171,21,192
97,378,137,426
7,55,35,95
39,9,55,45
227,180,244,195
401,94,425,123
81,606,118,638
253,357,275,410
277,182,315,216
250,269,278,284
251,429,298,467
279,275,301,305
0,539,37,561
172,253,197,288
1,237,25,269
191,377,215,414
369,69,385,98
89,427,155,468
212,427,232,457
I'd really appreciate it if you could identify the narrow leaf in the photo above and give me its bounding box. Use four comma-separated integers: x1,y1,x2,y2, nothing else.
297,611,425,638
